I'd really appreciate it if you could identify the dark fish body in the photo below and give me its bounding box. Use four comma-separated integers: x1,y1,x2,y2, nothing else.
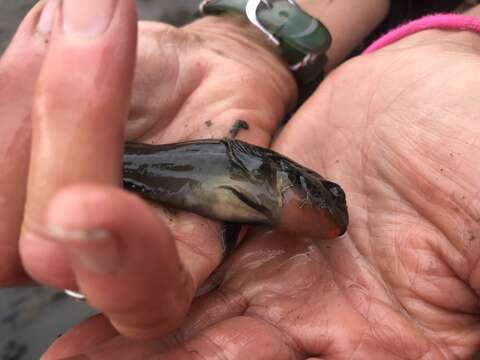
123,139,348,239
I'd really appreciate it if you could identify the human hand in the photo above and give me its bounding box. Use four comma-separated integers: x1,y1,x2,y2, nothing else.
46,9,480,359
0,0,386,339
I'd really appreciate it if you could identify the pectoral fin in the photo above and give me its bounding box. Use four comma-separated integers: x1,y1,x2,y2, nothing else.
215,186,271,224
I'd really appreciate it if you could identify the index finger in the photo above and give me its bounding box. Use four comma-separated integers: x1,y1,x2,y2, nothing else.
20,0,137,283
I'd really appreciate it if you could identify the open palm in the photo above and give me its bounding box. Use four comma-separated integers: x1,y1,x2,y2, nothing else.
45,24,480,360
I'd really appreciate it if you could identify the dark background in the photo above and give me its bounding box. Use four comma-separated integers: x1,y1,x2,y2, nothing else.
0,1,476,359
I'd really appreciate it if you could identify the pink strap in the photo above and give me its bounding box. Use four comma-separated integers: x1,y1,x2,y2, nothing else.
363,14,480,54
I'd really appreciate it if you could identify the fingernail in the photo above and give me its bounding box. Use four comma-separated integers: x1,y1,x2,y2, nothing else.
63,0,117,37
48,225,120,273
36,0,58,37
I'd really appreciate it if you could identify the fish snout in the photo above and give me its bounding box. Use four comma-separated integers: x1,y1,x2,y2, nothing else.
278,181,348,239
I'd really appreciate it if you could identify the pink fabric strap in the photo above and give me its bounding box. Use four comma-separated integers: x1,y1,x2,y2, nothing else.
364,14,480,54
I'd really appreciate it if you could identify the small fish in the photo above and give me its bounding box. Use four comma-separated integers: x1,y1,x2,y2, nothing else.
123,138,348,240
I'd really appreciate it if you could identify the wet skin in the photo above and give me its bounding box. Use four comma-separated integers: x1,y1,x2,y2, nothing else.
122,138,348,243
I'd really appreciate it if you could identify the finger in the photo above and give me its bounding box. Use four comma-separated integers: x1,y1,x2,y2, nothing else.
153,317,300,360
0,0,52,285
45,184,194,339
45,316,166,360
43,284,249,359
20,0,137,287
42,314,117,360
45,315,165,360
49,317,299,360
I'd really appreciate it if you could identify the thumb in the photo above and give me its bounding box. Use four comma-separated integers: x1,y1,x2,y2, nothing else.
47,185,192,339
20,0,137,287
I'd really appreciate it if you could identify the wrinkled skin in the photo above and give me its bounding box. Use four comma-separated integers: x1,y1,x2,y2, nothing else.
45,20,480,360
